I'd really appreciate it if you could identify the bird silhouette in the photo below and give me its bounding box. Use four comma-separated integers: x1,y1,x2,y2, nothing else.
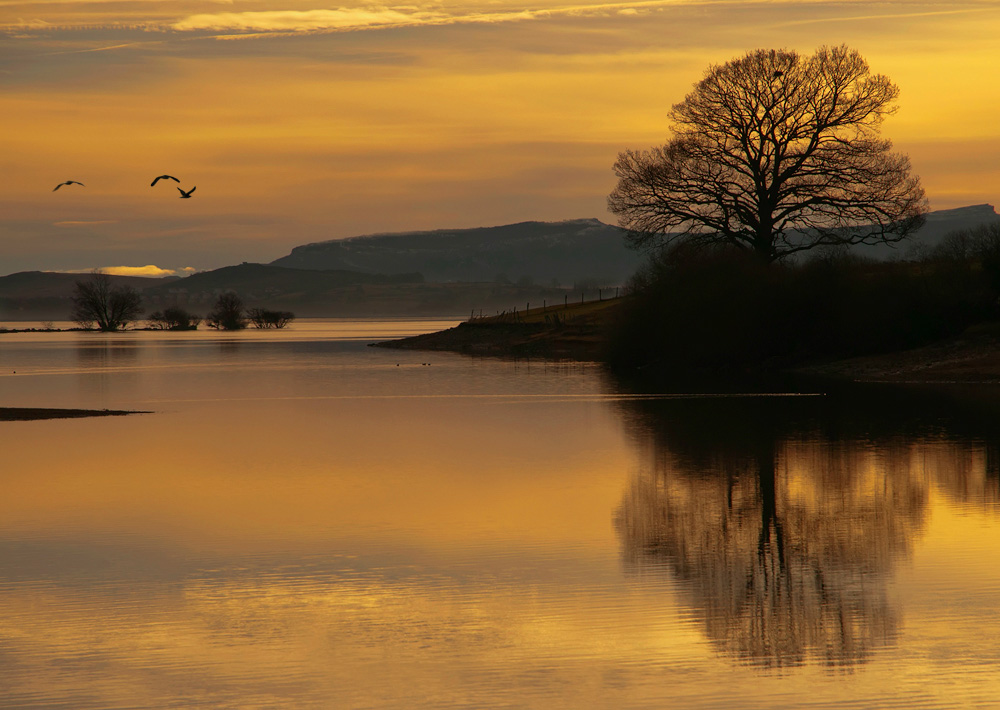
53,180,84,191
151,175,180,186
177,186,196,199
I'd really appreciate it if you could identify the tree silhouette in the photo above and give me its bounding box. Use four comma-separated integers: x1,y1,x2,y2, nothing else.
608,46,928,261
206,292,247,330
71,272,144,331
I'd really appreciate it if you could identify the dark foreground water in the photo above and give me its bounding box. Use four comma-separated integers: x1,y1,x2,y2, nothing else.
1,320,998,708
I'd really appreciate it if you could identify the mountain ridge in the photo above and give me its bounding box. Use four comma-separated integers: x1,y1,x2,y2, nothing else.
271,206,1000,282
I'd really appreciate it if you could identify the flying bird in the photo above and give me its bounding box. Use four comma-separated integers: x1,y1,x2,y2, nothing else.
177,186,196,199
53,180,84,191
151,175,180,186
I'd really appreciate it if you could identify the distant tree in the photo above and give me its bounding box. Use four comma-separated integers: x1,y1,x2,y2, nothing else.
205,292,247,330
608,45,928,262
148,307,201,330
246,308,295,329
71,272,144,331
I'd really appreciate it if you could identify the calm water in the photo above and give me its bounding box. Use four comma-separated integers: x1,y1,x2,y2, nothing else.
1,319,998,709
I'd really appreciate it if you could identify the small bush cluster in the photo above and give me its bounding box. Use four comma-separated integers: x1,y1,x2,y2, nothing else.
148,307,201,330
205,293,296,330
206,293,249,330
605,224,1000,371
247,308,295,329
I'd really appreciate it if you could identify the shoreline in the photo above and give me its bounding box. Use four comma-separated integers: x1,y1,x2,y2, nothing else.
0,408,150,422
376,318,1000,384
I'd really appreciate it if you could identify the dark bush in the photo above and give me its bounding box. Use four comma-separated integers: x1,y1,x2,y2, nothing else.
246,308,295,329
206,292,247,330
148,307,201,330
605,241,1000,371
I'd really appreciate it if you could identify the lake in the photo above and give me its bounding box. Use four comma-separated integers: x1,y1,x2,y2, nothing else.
1,319,998,709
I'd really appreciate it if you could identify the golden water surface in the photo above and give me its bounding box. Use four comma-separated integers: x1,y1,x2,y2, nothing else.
1,320,998,708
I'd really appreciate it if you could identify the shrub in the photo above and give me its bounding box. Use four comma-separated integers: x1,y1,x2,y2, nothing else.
246,308,295,329
206,292,247,330
604,243,998,371
148,307,201,330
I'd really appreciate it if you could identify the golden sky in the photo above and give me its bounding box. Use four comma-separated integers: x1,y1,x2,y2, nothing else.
2,0,999,275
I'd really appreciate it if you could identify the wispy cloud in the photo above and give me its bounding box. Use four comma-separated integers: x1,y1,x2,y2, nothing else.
173,8,447,33
169,1,705,34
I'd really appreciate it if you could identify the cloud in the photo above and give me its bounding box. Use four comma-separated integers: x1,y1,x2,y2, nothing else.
96,265,180,277
172,8,447,33
168,1,697,34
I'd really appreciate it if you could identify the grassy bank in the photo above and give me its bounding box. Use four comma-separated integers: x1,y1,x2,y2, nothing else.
374,297,624,360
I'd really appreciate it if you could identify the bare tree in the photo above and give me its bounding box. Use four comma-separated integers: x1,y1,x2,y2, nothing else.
71,272,144,331
608,46,928,262
206,292,247,330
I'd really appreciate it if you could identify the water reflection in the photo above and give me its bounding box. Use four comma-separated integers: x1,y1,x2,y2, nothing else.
75,339,140,367
610,382,1000,669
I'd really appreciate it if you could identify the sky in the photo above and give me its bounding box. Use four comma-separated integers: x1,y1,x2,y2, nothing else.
2,0,999,276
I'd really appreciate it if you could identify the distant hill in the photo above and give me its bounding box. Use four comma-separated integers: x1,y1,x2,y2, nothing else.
0,272,177,320
141,263,422,300
139,263,425,314
0,271,175,300
271,207,1000,281
270,218,642,286
847,204,1000,260
137,263,582,318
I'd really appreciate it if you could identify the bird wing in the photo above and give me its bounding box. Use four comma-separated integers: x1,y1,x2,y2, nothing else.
188,186,196,194
53,183,63,191
152,175,179,186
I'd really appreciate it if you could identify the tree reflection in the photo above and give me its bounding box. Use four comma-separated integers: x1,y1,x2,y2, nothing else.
611,382,1000,668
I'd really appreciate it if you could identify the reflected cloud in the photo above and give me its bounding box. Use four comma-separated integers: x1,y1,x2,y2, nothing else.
609,381,1000,668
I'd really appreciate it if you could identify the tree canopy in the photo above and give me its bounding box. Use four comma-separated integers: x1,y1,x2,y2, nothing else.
608,46,928,262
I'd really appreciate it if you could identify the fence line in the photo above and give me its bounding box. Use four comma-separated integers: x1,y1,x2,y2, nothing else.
466,287,629,324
